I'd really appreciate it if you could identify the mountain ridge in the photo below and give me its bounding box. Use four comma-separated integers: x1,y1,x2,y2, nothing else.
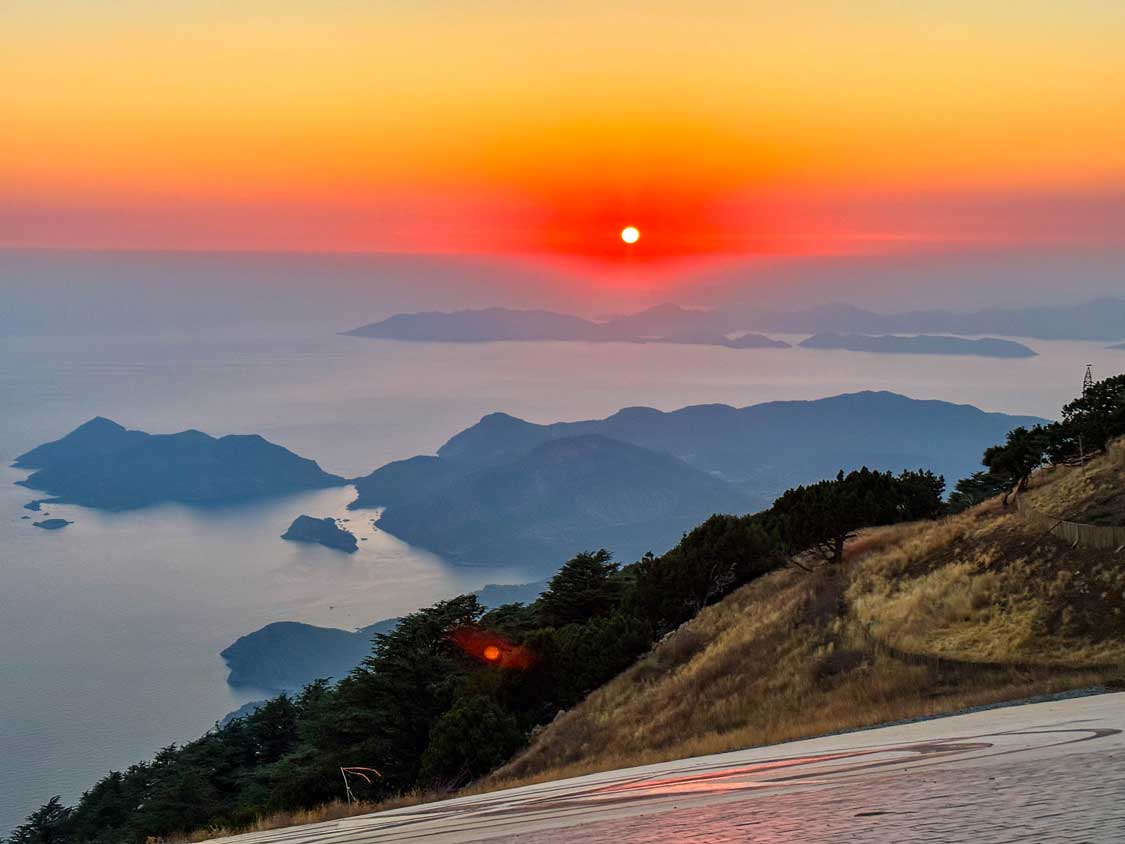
376,434,748,568
344,297,1125,344
353,391,1047,567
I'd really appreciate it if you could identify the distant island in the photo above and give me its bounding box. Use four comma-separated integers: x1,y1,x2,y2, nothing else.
721,333,791,349
798,333,1037,358
222,580,547,691
281,515,358,553
351,391,1047,568
222,618,400,691
655,331,790,349
344,306,788,350
346,308,601,342
13,417,347,510
33,518,71,530
345,297,1125,347
1110,342,1125,351
745,297,1125,341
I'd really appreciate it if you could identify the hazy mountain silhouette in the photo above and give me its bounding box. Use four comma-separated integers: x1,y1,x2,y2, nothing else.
721,333,792,349
352,392,1046,567
346,298,1125,345
433,392,1045,489
352,455,464,510
15,417,346,510
798,333,1037,358
344,306,788,348
598,303,715,336
737,298,1125,341
345,307,599,341
376,435,747,568
652,330,790,349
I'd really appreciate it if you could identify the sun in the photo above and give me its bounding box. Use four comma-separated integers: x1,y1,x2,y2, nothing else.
620,225,640,244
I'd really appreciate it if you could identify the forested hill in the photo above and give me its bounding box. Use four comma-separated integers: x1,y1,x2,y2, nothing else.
352,392,1045,566
376,435,749,568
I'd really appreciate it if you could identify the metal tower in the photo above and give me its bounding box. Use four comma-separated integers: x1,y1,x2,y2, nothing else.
1083,364,1094,394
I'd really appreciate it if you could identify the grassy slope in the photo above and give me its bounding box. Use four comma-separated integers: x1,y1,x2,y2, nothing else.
190,446,1124,840
1024,438,1125,526
488,447,1125,788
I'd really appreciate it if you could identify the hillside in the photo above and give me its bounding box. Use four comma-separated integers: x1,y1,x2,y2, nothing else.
1023,439,1125,527
353,393,1045,563
377,435,747,568
434,392,1045,494
490,447,1125,785
14,418,346,509
221,619,400,692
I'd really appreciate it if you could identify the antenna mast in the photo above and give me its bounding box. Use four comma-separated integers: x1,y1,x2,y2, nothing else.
1083,364,1094,394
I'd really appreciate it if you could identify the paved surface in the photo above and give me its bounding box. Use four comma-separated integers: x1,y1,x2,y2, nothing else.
211,693,1125,844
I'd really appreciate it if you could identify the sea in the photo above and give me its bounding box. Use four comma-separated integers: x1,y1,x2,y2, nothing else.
1,251,1122,834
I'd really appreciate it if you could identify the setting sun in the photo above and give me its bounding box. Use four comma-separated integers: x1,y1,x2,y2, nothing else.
621,226,640,245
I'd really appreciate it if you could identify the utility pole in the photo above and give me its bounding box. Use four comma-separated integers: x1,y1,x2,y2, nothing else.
1080,365,1093,483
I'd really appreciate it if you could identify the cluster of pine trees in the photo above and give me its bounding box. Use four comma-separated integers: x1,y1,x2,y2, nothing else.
948,372,1125,511
8,466,948,844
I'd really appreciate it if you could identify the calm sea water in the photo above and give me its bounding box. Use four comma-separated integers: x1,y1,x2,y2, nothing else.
2,322,1122,834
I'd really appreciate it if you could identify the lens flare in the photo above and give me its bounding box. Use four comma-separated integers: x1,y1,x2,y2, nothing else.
448,626,536,670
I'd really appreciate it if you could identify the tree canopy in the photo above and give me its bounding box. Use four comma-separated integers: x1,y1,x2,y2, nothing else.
963,372,1125,506
767,468,944,567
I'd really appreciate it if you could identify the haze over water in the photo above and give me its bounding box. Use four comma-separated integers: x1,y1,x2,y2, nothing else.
1,255,1123,835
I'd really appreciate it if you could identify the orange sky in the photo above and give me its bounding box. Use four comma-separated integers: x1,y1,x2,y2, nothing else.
3,1,1125,266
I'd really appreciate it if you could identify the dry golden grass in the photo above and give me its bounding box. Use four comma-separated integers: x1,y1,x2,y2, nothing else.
172,794,433,843
852,495,1125,668
1026,438,1125,525
488,563,1106,788
488,456,1125,788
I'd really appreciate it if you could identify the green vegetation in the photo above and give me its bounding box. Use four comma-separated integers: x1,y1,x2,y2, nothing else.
7,481,929,844
8,374,1124,844
964,373,1125,509
767,468,944,567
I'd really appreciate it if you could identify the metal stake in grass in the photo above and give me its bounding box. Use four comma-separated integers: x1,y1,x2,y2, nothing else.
340,766,382,805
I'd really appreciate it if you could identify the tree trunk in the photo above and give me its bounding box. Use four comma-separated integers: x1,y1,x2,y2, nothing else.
832,534,845,565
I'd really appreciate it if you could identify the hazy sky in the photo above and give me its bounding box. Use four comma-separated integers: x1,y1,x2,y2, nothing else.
4,1,1125,273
